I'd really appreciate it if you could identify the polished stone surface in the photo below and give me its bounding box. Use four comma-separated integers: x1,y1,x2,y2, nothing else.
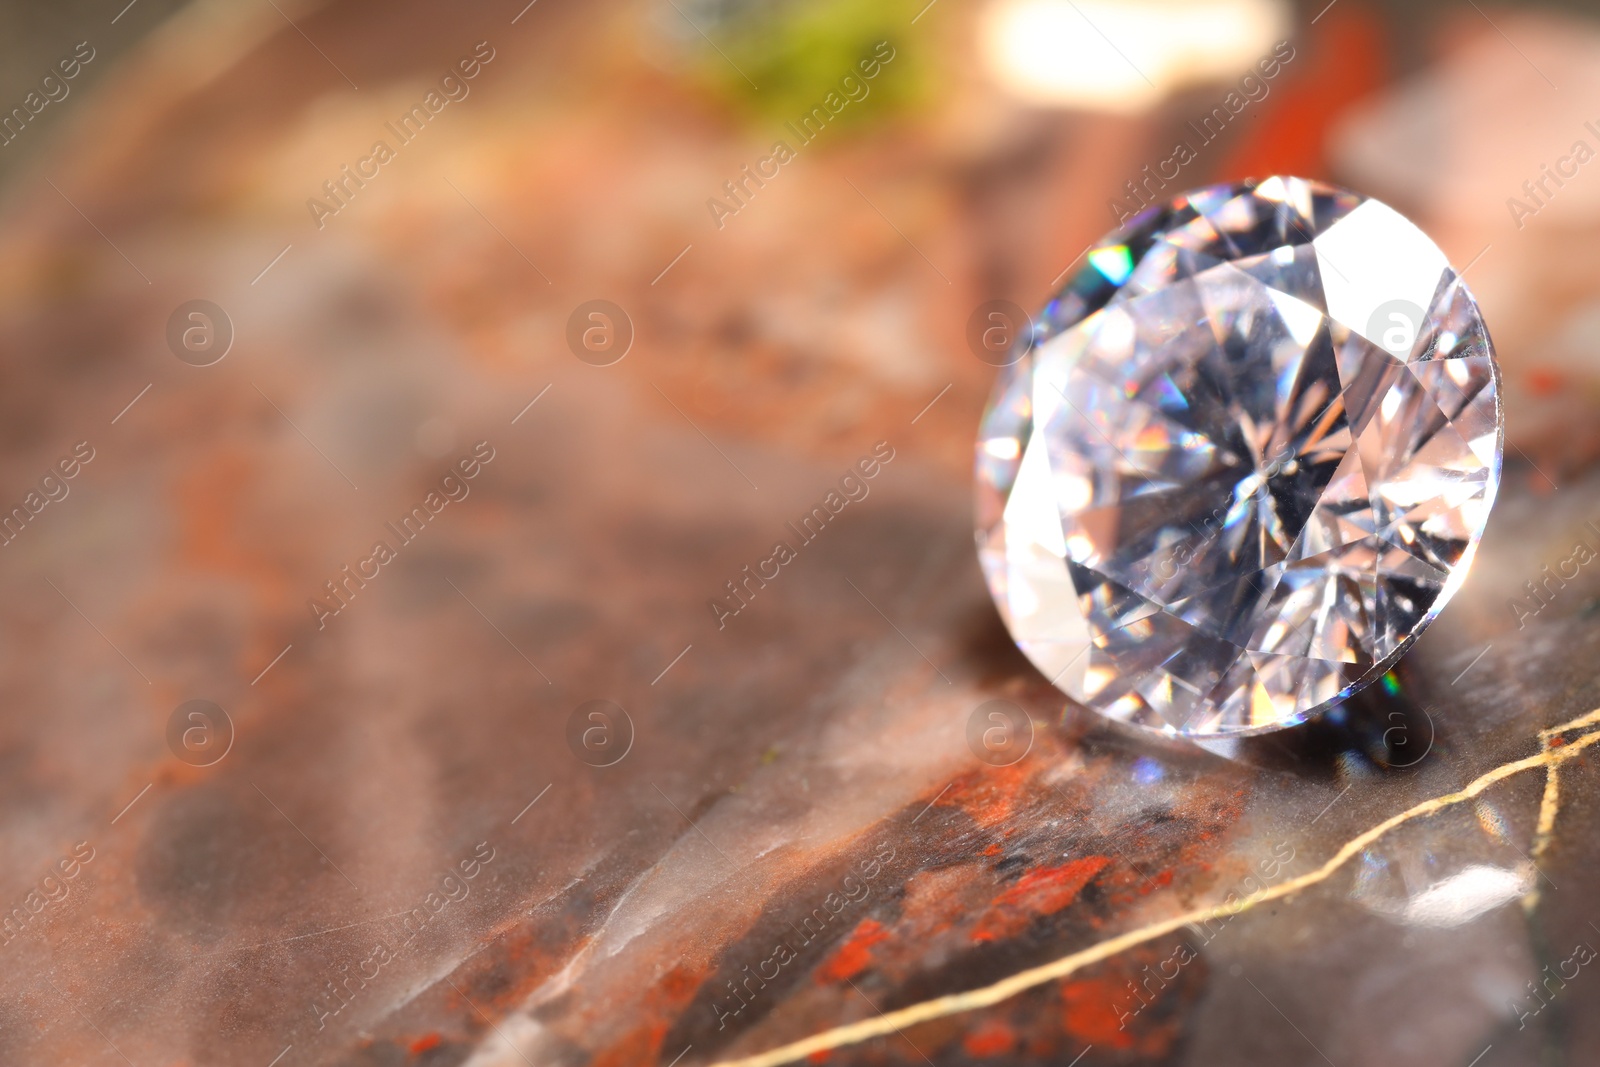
977,178,1502,738
0,5,1592,1067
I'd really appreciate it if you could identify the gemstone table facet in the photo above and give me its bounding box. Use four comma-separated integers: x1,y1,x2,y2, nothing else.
976,177,1503,737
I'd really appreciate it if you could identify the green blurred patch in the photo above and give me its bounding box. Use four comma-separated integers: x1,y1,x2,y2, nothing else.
693,0,928,132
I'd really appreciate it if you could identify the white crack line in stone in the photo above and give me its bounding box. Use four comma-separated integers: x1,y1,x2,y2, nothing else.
706,705,1600,1067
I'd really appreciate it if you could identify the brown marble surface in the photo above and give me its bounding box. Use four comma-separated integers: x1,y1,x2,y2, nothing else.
0,2,1597,1065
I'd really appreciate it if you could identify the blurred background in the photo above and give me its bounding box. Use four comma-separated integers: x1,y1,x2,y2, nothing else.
3,0,1600,1065
5,0,1600,476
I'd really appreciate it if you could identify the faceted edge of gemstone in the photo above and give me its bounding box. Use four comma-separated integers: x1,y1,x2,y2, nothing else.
1035,177,1362,356
1262,328,1505,737
975,186,1507,739
1152,313,1506,739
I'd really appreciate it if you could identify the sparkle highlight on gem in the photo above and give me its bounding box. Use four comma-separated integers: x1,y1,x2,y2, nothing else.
976,177,1503,737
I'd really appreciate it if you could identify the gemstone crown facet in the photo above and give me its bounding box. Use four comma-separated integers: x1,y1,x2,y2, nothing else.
975,177,1503,737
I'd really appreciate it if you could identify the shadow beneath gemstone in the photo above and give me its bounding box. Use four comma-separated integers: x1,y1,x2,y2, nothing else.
1199,666,1440,779
958,590,1445,781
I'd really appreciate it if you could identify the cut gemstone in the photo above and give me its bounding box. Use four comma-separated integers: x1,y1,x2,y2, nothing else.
975,177,1502,737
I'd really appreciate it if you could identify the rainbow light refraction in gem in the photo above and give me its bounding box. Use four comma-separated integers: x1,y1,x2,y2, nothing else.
1088,244,1135,285
975,177,1503,737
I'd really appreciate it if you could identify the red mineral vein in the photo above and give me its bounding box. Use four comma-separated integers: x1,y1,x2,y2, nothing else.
816,918,890,984
961,1020,1016,1057
971,856,1111,943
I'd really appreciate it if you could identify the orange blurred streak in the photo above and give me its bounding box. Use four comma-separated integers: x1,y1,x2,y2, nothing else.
1217,3,1389,180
